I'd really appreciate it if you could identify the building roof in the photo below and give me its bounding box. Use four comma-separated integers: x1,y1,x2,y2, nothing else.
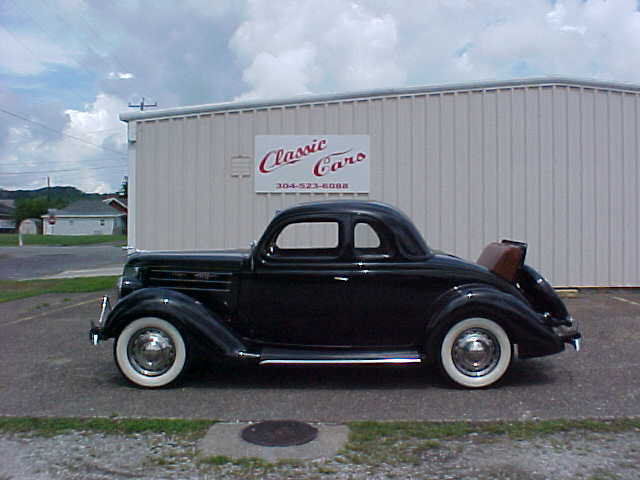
0,204,14,216
103,196,128,209
120,76,640,122
44,199,124,217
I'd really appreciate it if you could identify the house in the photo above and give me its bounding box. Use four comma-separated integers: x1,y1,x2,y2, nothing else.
42,199,126,236
0,200,16,233
102,196,128,233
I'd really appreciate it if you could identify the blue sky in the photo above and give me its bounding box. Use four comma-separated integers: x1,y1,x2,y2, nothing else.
1,0,640,193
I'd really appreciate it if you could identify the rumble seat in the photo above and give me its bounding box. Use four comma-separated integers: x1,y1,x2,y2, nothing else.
477,242,525,283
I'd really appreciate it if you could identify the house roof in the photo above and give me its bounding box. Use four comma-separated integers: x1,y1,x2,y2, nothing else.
44,199,124,217
103,196,128,209
0,204,14,216
120,76,640,122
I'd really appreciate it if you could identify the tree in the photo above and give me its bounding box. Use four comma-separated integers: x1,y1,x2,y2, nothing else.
13,197,66,227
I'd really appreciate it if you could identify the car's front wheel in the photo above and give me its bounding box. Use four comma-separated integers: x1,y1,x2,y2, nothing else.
438,317,512,388
114,316,189,388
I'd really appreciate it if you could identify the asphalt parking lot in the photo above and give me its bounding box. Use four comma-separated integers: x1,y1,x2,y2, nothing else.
0,244,125,280
0,288,639,422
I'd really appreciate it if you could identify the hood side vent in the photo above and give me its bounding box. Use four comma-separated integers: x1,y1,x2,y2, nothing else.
146,268,232,292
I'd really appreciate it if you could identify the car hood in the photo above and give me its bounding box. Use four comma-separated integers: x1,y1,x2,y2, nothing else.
126,249,251,272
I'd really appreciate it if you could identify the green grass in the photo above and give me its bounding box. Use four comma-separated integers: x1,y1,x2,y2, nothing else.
0,233,126,246
0,276,119,303
1,416,639,475
344,418,640,465
0,417,214,438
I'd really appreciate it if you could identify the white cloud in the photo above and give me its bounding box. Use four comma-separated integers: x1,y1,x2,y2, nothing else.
1,93,128,193
108,72,135,79
229,0,640,99
230,0,405,99
0,28,77,76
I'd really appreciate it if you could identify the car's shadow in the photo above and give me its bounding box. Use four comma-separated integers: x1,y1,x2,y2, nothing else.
164,358,555,391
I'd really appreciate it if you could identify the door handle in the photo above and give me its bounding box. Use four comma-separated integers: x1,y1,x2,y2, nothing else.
334,276,349,282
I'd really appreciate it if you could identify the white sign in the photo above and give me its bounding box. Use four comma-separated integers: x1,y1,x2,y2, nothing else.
255,135,370,193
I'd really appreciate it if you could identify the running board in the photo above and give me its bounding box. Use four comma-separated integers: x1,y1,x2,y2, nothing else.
258,348,422,366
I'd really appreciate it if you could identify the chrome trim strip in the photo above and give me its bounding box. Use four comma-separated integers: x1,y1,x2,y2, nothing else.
238,351,261,359
259,358,422,366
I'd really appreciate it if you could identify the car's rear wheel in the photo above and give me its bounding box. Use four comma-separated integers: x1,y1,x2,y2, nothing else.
114,317,189,388
438,317,512,388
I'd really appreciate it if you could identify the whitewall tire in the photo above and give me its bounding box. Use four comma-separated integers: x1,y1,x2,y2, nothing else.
438,317,512,388
115,317,188,388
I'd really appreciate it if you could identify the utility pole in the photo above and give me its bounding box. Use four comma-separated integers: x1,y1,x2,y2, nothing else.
128,97,158,111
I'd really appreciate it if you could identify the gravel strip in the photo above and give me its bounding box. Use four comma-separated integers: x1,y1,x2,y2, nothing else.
1,429,639,480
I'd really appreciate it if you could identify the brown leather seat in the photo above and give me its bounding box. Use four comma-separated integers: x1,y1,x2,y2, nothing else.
477,242,524,283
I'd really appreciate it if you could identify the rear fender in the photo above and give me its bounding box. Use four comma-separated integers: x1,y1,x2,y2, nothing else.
516,265,570,324
425,284,563,355
102,288,247,359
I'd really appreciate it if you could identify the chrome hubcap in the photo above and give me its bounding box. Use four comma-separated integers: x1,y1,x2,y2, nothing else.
127,328,176,377
451,328,500,377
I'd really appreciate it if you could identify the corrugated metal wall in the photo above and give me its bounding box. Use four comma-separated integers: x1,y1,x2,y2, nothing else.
132,83,640,287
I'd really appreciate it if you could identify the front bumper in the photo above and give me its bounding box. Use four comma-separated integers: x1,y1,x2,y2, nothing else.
89,295,111,345
554,315,582,351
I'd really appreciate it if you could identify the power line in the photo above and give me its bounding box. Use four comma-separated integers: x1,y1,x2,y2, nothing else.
0,106,126,157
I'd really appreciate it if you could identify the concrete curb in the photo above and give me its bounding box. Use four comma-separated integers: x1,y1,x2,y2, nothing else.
198,423,349,461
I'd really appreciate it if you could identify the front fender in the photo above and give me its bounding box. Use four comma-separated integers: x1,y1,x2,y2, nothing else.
102,288,247,359
425,284,564,357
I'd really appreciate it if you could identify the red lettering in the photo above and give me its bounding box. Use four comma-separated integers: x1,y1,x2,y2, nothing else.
259,139,363,176
312,150,366,177
258,138,329,174
258,150,277,173
276,149,286,165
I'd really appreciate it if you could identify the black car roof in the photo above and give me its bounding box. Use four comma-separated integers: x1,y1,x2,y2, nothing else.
273,200,432,259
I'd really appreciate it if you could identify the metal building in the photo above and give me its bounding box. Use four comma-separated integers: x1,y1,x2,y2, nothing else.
120,77,640,287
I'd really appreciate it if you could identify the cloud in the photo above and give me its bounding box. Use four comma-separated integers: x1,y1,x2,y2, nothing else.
1,93,127,193
108,72,134,80
230,0,405,99
229,0,640,99
0,28,77,76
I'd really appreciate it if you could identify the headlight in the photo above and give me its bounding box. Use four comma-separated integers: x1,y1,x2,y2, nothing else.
122,264,142,280
119,265,142,298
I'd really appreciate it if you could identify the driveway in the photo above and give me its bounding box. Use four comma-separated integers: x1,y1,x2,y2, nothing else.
0,289,638,422
0,244,126,280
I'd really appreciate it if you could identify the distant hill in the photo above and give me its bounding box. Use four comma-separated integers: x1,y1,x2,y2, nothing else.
0,186,110,204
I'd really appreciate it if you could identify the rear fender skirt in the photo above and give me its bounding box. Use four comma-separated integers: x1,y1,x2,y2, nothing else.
102,288,247,359
424,284,563,354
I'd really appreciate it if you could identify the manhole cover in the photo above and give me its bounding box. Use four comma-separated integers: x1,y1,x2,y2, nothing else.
241,420,318,447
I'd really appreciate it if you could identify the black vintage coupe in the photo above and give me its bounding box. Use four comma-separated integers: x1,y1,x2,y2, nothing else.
90,201,580,389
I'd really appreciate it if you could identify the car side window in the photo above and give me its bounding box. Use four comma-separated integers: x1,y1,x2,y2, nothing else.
269,221,340,258
354,222,392,258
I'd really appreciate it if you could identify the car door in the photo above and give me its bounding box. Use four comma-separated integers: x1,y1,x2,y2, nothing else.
347,218,433,346
240,216,353,346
